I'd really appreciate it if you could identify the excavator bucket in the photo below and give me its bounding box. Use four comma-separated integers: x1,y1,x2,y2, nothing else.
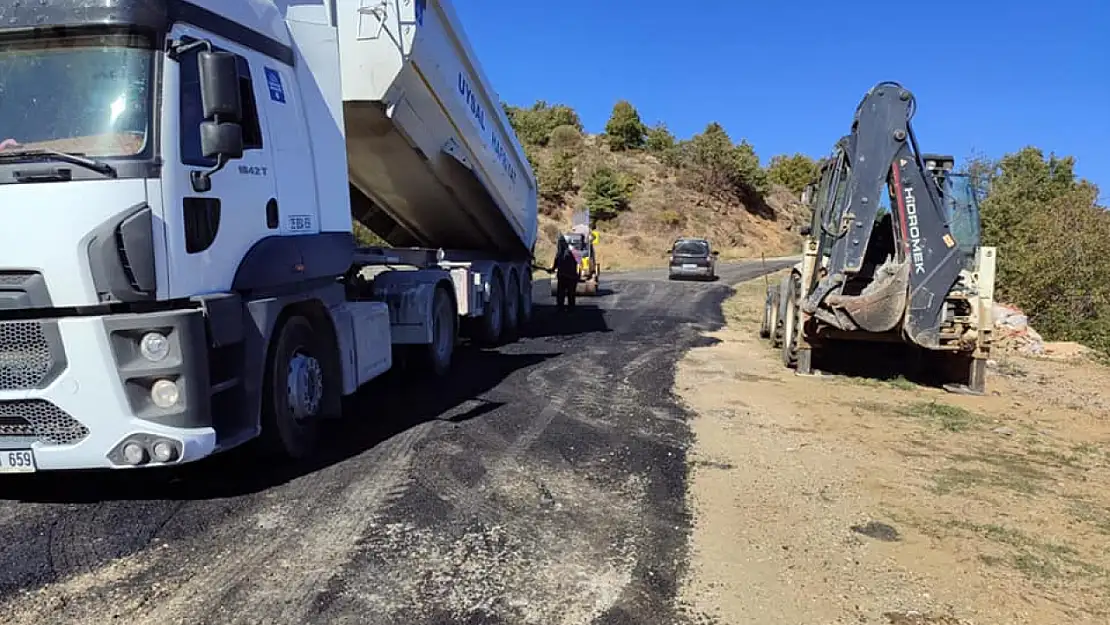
824,259,910,333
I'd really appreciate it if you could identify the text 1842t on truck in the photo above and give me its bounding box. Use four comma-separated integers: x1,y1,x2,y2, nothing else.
0,0,540,472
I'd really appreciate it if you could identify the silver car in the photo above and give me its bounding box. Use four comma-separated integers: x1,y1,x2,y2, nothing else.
667,237,718,281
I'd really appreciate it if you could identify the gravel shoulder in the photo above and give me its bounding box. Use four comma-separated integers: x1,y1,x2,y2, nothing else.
676,271,1110,625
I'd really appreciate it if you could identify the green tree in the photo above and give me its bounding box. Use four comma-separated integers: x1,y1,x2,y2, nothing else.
976,146,1110,355
549,124,584,153
584,166,635,221
502,100,583,146
766,153,819,195
604,100,647,151
674,122,768,201
645,122,675,153
538,150,576,201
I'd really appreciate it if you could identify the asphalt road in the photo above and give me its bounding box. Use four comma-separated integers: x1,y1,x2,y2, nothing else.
0,259,795,625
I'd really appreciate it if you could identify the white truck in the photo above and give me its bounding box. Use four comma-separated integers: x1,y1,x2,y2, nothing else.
0,0,539,471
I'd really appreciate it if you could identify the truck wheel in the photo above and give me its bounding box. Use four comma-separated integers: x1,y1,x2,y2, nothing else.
412,285,457,376
770,277,787,348
759,289,773,338
261,314,329,461
781,274,801,368
518,272,533,327
501,272,521,342
477,273,505,346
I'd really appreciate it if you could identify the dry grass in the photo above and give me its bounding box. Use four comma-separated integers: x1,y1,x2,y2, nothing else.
679,272,1110,624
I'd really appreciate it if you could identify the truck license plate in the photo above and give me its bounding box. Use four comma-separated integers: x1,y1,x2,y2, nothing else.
0,450,36,473
682,264,697,269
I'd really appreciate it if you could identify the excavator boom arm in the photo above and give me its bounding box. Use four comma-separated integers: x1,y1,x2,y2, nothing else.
806,81,965,347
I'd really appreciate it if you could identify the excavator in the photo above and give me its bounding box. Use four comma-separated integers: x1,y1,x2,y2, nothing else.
760,81,997,394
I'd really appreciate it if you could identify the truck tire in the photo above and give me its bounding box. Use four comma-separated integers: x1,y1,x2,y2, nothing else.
781,274,800,368
501,272,521,342
261,314,330,461
518,272,533,327
477,273,505,346
410,285,457,376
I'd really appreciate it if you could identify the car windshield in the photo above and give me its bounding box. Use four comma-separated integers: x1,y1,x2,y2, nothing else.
674,240,709,255
0,31,155,158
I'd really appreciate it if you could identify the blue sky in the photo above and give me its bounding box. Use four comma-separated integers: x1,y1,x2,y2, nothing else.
457,0,1109,200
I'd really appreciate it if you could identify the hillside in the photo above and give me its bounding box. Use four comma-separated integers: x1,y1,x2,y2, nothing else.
503,101,813,270
530,135,808,269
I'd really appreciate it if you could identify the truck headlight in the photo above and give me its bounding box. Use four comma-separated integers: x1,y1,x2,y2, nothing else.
140,332,170,362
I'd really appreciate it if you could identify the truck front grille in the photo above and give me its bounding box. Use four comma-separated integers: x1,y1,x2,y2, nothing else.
0,320,56,391
0,399,89,446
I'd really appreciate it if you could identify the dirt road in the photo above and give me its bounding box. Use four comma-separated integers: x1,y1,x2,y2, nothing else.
0,260,794,625
677,272,1110,625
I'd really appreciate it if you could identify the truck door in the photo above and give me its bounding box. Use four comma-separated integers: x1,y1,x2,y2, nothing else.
160,26,279,298
255,63,319,238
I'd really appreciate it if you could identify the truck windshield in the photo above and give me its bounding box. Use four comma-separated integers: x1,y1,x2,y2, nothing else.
0,32,154,158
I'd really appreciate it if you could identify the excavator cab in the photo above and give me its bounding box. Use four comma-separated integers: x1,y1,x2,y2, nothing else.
941,173,983,268
922,153,982,268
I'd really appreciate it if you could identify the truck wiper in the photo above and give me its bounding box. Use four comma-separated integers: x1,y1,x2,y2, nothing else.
0,149,117,178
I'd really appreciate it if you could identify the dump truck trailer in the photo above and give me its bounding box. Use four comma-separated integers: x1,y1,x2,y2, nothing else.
0,0,539,471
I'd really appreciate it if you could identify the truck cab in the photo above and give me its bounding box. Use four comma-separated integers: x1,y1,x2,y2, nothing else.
0,0,538,472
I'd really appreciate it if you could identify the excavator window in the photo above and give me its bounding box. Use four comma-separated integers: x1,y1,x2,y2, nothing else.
942,173,982,264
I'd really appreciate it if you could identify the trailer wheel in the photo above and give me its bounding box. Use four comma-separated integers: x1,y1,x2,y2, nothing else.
502,272,521,342
261,314,328,461
477,273,505,346
518,272,533,327
412,285,457,376
781,274,801,368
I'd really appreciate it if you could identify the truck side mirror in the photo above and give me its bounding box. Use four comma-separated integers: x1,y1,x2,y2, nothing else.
799,225,812,236
199,50,242,121
711,250,720,256
199,121,244,160
192,49,244,192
